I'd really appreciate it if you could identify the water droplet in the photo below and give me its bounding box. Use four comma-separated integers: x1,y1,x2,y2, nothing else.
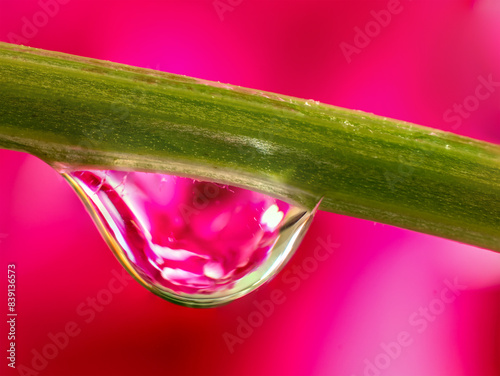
62,169,318,307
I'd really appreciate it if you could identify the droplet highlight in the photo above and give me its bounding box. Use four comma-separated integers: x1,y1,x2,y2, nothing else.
62,169,318,307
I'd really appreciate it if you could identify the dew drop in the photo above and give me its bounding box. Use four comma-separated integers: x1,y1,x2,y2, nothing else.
62,169,318,307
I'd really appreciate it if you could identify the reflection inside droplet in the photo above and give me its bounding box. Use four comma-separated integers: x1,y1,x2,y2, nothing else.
62,169,318,307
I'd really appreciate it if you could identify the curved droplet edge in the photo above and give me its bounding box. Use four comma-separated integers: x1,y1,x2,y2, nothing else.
144,198,321,308
64,169,323,307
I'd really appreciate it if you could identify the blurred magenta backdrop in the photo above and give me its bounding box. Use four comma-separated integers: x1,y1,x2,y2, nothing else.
1,1,500,375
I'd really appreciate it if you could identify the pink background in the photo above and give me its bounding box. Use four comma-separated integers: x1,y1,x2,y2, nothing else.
1,1,500,375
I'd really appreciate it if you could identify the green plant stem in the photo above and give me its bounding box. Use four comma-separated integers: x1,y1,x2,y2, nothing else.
0,42,499,251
